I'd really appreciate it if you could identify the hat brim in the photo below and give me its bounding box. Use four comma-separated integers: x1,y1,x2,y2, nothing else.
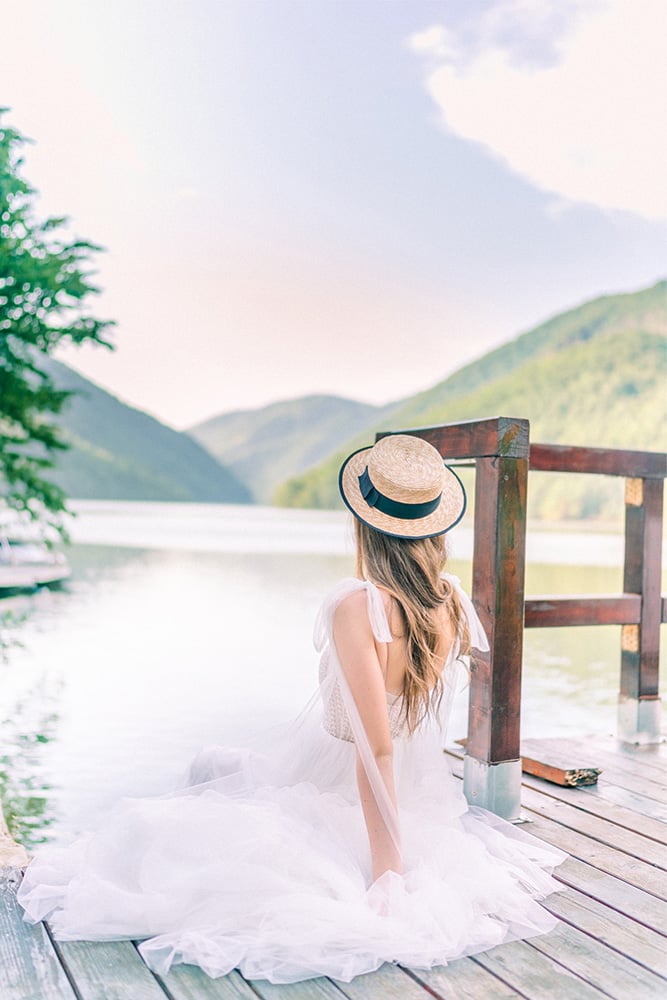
338,444,467,540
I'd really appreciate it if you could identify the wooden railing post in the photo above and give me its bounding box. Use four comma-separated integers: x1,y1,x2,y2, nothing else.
465,450,529,821
377,420,666,809
377,417,531,821
619,476,664,743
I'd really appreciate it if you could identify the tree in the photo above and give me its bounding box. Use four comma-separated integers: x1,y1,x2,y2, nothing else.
0,111,114,534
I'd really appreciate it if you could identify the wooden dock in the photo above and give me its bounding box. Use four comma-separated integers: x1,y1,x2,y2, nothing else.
2,735,665,1000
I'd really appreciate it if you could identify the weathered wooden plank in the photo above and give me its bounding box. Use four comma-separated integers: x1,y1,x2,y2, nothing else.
0,875,77,1000
528,920,667,998
51,938,168,1000
518,784,667,870
158,963,258,999
528,444,667,479
456,737,603,788
593,768,667,805
594,748,667,786
593,780,667,823
249,976,345,999
333,963,428,998
447,752,667,924
473,938,607,999
524,778,667,844
612,745,667,782
532,738,667,782
520,739,666,800
554,857,667,934
379,417,531,460
520,755,600,788
446,747,667,844
606,737,667,763
543,886,667,978
407,959,525,999
518,739,602,785
524,595,641,628
519,811,667,900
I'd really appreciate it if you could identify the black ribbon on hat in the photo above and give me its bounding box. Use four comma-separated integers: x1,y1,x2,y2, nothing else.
358,466,442,520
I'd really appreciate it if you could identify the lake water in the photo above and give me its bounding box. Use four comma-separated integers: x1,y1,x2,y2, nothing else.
1,500,664,849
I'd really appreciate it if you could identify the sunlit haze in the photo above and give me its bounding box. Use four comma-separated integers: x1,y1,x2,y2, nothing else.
2,0,665,427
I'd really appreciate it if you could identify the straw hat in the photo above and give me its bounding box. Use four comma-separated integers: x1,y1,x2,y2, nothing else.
338,434,466,539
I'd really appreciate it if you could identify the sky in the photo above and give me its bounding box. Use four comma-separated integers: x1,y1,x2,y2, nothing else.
1,0,665,429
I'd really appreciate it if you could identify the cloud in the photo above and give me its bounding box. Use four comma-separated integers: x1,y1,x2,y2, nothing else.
409,25,455,60
409,0,667,221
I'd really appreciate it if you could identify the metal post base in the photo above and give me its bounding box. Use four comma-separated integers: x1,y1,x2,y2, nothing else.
463,755,523,822
617,696,664,745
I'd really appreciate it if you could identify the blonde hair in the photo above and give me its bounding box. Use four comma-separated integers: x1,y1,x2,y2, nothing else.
354,518,471,734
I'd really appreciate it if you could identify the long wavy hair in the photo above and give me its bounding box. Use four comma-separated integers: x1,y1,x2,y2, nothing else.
354,518,471,734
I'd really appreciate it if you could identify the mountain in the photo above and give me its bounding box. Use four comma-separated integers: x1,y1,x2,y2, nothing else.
274,280,667,520
188,395,393,504
44,359,251,504
382,279,666,427
40,278,667,518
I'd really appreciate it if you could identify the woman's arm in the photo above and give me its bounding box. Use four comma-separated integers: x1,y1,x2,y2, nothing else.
355,753,402,882
333,592,402,881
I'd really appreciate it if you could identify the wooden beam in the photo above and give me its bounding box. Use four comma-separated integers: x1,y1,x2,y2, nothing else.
524,594,641,628
519,739,601,786
529,444,667,479
376,416,530,460
456,738,602,787
521,754,594,786
467,454,528,764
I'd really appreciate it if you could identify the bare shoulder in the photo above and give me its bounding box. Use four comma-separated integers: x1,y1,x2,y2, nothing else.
333,589,375,642
334,588,370,623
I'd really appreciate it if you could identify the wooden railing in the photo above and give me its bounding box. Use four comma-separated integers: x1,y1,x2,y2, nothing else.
377,417,667,821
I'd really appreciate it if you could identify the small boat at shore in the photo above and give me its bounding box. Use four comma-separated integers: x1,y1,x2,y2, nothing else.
0,532,70,592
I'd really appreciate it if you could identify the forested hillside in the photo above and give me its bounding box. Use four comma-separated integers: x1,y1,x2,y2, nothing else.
46,360,251,503
274,281,667,520
189,395,393,503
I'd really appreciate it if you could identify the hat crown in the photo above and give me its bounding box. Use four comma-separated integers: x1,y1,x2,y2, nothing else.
338,433,466,539
367,435,444,504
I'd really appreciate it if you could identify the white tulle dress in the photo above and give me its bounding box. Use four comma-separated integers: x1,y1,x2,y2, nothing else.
18,575,566,984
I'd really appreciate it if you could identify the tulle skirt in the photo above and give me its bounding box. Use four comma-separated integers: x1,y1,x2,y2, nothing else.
17,704,566,984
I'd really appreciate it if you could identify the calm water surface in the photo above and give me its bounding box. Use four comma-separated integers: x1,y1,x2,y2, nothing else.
1,501,664,847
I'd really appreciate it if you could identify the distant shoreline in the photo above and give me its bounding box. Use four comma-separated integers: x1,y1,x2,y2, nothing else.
60,500,661,568
66,499,623,533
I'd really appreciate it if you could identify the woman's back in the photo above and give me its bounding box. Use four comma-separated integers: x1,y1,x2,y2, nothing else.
373,585,455,698
319,578,459,750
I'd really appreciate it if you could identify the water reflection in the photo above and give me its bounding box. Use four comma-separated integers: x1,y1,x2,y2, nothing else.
0,603,28,664
0,678,61,851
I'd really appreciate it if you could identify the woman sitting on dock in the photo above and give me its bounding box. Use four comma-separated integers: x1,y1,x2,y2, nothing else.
17,435,566,984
